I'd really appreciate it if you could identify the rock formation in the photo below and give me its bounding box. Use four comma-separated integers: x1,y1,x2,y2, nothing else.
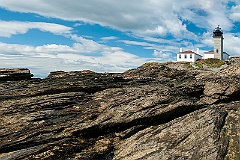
0,59,239,159
0,68,33,81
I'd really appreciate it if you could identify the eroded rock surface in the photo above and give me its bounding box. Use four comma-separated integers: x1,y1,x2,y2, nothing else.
114,108,227,160
0,62,240,159
0,68,33,81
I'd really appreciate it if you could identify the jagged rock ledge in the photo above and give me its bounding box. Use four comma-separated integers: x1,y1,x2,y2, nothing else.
0,61,240,159
0,68,33,81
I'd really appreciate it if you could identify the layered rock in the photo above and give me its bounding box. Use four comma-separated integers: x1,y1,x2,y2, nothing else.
114,108,227,160
0,68,33,81
0,62,239,159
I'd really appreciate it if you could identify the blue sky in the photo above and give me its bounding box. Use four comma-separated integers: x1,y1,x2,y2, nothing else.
0,0,240,78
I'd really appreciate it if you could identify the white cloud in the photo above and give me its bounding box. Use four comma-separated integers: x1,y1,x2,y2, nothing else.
153,50,173,61
175,0,233,30
230,4,240,21
0,20,72,37
121,40,154,47
100,36,118,41
0,0,234,38
201,32,213,47
35,44,75,54
0,19,152,77
224,33,240,56
0,40,151,78
121,39,180,54
69,35,109,54
145,26,167,36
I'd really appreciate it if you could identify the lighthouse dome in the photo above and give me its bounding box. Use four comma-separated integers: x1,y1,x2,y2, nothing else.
213,25,223,37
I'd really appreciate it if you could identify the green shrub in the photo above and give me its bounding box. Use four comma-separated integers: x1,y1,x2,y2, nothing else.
194,58,225,68
184,62,194,69
203,58,225,68
143,62,159,66
194,61,203,68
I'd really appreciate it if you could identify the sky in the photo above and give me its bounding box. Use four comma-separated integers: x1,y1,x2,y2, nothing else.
0,0,240,78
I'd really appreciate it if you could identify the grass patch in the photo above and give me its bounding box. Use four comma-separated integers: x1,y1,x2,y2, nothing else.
142,62,160,67
194,61,203,68
194,58,225,68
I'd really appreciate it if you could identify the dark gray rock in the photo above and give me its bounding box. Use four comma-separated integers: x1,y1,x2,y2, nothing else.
114,108,227,160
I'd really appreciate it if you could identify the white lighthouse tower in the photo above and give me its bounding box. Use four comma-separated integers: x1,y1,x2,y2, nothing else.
213,25,224,60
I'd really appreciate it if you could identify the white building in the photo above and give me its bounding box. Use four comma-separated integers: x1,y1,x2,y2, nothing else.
204,50,230,61
204,50,215,59
177,48,203,62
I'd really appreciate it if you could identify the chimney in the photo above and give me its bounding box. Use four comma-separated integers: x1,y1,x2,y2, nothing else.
179,48,183,52
197,48,199,54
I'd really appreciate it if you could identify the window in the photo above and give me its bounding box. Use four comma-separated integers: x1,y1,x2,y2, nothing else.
184,54,187,59
216,49,219,53
190,54,192,59
179,54,181,59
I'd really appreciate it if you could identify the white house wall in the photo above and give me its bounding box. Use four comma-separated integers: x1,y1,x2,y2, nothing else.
177,53,199,62
204,54,214,59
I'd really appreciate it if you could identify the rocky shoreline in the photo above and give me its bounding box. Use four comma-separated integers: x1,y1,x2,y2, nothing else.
0,59,240,159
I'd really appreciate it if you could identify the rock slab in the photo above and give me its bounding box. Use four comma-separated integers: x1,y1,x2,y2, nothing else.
0,68,33,81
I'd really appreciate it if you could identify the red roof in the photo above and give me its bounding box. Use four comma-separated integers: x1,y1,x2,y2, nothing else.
179,50,195,54
178,50,202,57
204,50,214,54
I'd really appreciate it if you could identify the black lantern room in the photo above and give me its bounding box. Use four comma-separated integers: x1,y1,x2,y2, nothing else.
213,25,223,37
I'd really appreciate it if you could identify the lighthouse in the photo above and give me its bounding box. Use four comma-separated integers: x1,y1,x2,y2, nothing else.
213,25,224,60
177,25,230,62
